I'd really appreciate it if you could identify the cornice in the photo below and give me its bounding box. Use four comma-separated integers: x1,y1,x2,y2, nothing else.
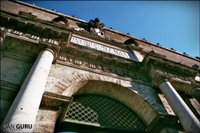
0,11,70,40
0,11,141,63
2,25,198,90
144,51,199,78
0,10,143,55
1,10,199,90
149,66,200,100
12,0,87,23
40,91,72,110
57,53,151,86
2,35,40,58
148,61,200,99
2,0,199,63
0,25,149,85
145,51,200,96
149,69,169,88
0,26,66,63
63,43,140,68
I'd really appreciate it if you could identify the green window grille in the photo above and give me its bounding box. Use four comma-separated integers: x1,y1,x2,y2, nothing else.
64,94,146,131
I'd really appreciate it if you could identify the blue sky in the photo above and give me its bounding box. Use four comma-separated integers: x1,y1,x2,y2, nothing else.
24,1,199,58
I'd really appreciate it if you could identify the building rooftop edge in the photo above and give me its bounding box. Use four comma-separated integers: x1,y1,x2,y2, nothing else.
11,0,200,62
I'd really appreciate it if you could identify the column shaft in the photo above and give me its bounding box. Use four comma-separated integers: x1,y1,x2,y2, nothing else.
1,49,54,132
159,81,200,133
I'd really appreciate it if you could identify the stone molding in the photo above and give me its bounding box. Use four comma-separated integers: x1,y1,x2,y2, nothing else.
0,26,150,85
40,44,59,64
58,54,150,85
1,11,199,92
0,27,60,46
2,26,199,93
144,52,198,78
150,67,200,100
0,10,70,40
150,69,169,88
0,26,61,62
146,51,199,93
146,113,180,133
40,91,72,110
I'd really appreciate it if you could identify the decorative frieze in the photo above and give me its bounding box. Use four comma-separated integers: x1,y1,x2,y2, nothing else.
0,27,60,46
147,57,197,77
59,54,105,71
58,54,149,83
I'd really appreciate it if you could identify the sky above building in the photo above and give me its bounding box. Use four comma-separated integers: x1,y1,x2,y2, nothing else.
24,0,199,58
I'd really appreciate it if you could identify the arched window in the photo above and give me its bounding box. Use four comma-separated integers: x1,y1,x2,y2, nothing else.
60,94,146,132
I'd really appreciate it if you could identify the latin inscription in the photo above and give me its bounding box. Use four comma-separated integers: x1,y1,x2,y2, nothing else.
71,36,130,59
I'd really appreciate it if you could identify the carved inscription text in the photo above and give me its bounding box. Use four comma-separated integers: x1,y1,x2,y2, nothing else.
71,36,130,59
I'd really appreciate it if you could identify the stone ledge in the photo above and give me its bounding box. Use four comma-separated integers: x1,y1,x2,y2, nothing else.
40,91,72,110
145,113,182,133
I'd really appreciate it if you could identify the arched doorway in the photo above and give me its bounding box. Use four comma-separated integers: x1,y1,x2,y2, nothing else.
59,94,147,133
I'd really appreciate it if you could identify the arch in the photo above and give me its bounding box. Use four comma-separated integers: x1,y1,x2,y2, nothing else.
64,94,146,132
72,80,157,125
46,64,132,96
46,65,158,124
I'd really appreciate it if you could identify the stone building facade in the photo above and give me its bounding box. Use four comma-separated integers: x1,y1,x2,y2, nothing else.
0,1,200,133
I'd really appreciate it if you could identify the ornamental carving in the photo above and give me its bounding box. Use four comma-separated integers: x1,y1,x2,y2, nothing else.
87,18,105,37
52,16,69,26
0,27,60,46
58,53,149,83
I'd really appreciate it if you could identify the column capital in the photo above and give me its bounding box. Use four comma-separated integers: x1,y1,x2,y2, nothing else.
151,69,200,101
41,47,58,63
159,81,200,132
150,69,170,88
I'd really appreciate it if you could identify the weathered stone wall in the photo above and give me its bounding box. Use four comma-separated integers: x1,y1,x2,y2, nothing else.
1,1,57,22
0,37,39,123
158,94,175,115
34,109,58,133
1,1,199,132
137,40,200,67
43,63,167,125
1,56,31,122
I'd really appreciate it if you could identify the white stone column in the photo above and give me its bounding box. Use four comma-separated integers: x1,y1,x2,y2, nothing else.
1,48,55,133
159,80,200,133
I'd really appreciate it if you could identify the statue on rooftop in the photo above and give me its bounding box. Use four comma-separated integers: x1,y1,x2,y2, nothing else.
87,18,105,37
